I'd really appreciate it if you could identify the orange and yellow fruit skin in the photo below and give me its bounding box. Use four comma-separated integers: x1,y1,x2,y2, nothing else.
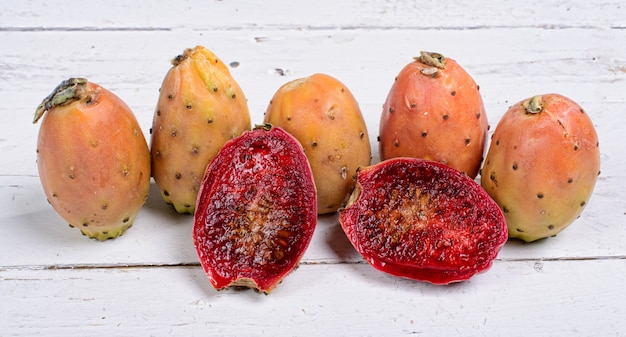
35,78,150,240
481,94,601,242
150,46,251,214
264,73,371,214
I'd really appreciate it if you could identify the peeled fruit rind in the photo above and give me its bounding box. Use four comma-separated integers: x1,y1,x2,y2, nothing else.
481,94,601,242
34,78,150,240
379,52,488,178
193,125,317,294
150,45,251,214
339,157,507,284
264,73,371,214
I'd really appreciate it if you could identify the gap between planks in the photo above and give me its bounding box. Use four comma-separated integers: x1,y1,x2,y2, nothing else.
2,255,626,272
2,24,624,33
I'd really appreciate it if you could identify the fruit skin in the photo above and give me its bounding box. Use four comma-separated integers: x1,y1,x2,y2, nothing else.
193,125,317,294
339,157,507,285
379,51,488,178
150,45,251,214
264,73,371,214
481,94,601,242
34,78,150,240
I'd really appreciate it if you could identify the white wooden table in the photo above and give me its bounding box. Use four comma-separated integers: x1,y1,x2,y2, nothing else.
2,1,625,335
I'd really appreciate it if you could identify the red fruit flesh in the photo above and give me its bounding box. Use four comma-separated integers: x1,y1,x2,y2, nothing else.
193,125,317,294
339,158,507,284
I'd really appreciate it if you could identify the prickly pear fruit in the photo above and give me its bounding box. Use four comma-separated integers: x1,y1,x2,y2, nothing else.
264,73,371,214
150,45,251,214
481,94,601,242
379,51,488,178
193,125,317,294
339,157,507,284
34,78,150,240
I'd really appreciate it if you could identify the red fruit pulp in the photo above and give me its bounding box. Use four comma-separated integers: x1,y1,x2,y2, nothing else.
339,158,507,284
193,125,317,293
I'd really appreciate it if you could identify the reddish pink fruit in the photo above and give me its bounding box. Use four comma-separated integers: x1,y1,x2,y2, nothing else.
339,157,507,284
481,94,601,242
193,125,317,293
379,52,488,178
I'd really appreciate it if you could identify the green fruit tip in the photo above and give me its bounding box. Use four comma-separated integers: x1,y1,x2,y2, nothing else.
34,78,88,124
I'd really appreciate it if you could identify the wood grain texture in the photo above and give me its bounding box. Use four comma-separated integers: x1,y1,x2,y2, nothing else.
1,0,624,30
2,260,626,336
1,1,625,335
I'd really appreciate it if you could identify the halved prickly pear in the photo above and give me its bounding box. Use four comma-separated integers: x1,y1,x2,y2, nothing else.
339,157,507,284
264,73,371,214
481,94,601,242
151,45,251,214
193,125,317,294
379,51,488,178
34,78,150,240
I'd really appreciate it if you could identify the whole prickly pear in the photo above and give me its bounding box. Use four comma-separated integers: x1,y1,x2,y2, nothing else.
34,78,150,240
379,51,488,178
150,46,251,214
264,73,371,214
481,94,601,242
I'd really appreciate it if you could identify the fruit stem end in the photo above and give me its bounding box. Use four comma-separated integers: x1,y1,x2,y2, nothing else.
523,95,544,115
34,78,88,123
417,51,446,69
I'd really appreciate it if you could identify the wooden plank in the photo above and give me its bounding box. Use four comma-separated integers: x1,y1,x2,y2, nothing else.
1,27,624,267
2,28,625,174
1,0,624,30
0,172,623,267
2,259,625,336
2,0,626,336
